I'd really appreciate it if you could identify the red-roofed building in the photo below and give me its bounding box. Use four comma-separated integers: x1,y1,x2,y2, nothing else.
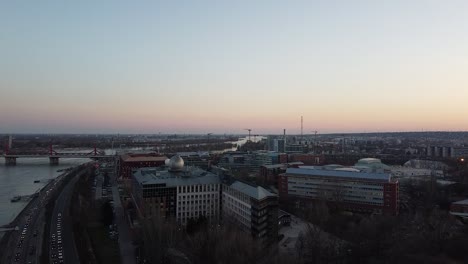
119,153,167,178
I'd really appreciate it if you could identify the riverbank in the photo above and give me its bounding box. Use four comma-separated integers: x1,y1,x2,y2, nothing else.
1,170,68,229
0,164,91,262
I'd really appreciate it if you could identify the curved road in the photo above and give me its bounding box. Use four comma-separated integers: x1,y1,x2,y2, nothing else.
1,174,66,264
49,172,83,264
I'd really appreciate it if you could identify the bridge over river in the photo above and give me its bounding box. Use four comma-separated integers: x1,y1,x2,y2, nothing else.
2,146,115,165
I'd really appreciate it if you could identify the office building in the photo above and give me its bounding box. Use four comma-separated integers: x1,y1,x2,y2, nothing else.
119,153,167,178
132,155,221,225
222,181,278,245
258,162,303,186
289,153,325,165
219,151,272,172
278,165,399,215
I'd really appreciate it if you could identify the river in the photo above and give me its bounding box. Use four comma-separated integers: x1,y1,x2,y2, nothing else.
0,136,264,226
0,158,90,226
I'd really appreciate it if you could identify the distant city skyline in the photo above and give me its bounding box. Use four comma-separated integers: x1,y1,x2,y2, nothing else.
2,1,468,134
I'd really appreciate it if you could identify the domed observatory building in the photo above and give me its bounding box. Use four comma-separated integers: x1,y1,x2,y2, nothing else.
132,155,221,225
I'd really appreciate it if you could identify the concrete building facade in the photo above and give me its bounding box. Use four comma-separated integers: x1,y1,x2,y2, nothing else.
278,166,399,215
222,181,279,245
132,155,221,225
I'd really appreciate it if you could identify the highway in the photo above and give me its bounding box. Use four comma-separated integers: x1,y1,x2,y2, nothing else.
112,180,136,264
49,172,83,264
1,172,67,264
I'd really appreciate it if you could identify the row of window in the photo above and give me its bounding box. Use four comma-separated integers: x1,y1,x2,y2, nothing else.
178,184,220,193
289,181,383,191
177,211,216,219
178,205,217,211
290,185,383,197
222,186,250,204
178,200,215,205
288,177,385,187
289,190,384,205
179,194,218,200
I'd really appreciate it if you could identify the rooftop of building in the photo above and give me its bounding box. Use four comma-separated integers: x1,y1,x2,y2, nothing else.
133,155,220,187
176,151,210,157
133,167,220,187
355,158,390,170
262,162,304,169
229,181,277,200
278,210,291,218
121,154,168,163
452,199,468,206
284,167,392,182
262,164,285,169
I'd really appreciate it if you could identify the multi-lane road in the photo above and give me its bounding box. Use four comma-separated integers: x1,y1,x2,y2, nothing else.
49,169,87,264
1,165,89,264
1,171,67,264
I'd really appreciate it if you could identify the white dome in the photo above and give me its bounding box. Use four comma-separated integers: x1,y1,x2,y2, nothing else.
169,155,184,171
165,159,171,166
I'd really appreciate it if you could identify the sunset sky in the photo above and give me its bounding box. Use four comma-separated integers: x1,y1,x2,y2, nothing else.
1,1,468,134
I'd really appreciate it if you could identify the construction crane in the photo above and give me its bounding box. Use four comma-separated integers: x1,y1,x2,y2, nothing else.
244,129,252,141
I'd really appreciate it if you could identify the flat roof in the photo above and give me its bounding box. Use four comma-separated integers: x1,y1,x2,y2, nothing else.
453,199,468,205
133,167,220,187
263,162,304,169
284,167,391,182
229,181,276,200
122,155,167,163
263,164,286,169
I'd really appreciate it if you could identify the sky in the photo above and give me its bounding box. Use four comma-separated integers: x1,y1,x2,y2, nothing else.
1,0,468,134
